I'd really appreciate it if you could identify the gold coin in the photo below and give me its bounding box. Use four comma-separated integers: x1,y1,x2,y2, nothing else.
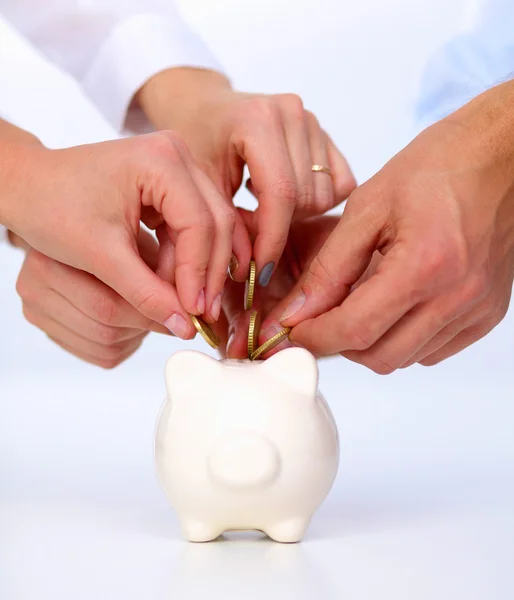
250,327,291,361
244,260,256,310
247,310,261,358
190,315,220,349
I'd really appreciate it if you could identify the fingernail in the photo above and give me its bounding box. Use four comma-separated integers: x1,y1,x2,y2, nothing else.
261,323,293,350
258,262,275,287
163,313,190,339
228,254,239,281
280,292,306,322
227,330,235,352
197,288,206,314
211,293,222,321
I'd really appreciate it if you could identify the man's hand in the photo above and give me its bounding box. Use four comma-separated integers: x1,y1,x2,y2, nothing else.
11,230,169,368
264,81,514,372
137,68,356,286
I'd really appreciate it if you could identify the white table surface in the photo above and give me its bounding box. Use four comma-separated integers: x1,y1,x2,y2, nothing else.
2,337,514,600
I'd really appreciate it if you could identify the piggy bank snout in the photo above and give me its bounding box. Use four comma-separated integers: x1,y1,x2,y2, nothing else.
207,431,281,490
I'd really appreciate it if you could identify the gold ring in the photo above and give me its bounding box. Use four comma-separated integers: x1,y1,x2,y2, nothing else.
311,164,332,175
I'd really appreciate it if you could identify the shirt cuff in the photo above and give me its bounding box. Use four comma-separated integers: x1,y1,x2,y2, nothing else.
81,13,225,135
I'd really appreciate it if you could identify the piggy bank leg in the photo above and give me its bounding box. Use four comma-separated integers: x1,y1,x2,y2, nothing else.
264,517,311,543
180,518,222,543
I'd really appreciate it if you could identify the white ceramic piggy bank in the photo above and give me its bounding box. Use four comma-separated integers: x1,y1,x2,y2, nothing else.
155,347,339,543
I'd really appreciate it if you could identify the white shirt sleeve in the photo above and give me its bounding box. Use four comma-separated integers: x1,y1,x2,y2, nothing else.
0,0,224,134
0,225,8,243
416,0,514,131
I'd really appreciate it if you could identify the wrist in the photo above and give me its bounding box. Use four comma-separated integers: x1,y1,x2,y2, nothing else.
442,80,514,248
0,138,47,234
136,67,232,130
444,80,514,182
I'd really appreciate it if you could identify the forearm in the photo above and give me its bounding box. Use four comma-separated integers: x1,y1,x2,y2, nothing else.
136,67,232,131
1,1,225,133
415,77,514,211
0,120,43,231
448,78,514,138
0,119,41,146
441,79,514,199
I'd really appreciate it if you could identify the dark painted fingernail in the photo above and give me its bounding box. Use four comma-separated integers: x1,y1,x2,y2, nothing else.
258,262,275,287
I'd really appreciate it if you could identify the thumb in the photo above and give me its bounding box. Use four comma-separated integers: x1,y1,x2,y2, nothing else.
268,194,385,329
93,236,196,340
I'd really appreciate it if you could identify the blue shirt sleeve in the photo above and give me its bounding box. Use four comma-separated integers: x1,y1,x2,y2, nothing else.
416,0,514,130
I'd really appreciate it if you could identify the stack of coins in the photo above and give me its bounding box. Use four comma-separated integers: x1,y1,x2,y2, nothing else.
244,260,291,360
190,258,291,360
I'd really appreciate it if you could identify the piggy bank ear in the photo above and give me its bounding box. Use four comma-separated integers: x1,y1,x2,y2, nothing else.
262,347,318,398
165,350,221,399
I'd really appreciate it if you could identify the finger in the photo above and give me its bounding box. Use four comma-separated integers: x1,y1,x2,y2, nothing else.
324,130,357,205
259,216,357,333
220,276,250,359
222,210,257,353
235,117,296,285
400,292,495,368
219,210,259,358
340,286,480,374
277,192,385,328
305,112,334,215
226,309,252,359
150,141,216,315
156,225,176,285
33,253,169,335
211,309,230,358
137,227,160,271
288,252,427,357
91,235,196,339
339,303,454,374
24,290,146,346
228,209,253,283
48,335,143,369
23,305,147,361
402,333,461,370
227,215,297,360
183,159,236,322
401,317,471,369
154,227,188,338
280,101,315,218
419,321,497,366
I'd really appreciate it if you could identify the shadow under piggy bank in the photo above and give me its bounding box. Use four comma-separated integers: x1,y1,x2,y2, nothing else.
169,532,340,600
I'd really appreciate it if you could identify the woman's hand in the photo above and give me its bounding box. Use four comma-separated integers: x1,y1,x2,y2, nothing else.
137,69,356,286
11,229,169,368
215,211,340,359
2,130,242,335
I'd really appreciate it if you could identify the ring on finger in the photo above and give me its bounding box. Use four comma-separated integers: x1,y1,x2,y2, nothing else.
311,164,332,175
